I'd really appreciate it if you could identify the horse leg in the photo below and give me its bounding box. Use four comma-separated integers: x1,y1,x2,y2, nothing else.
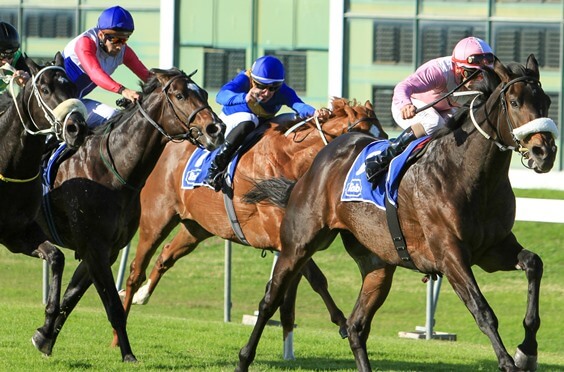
341,231,396,371
32,260,92,356
300,258,348,338
278,271,302,360
445,257,517,371
87,253,137,362
237,247,318,372
135,225,201,304
477,233,542,371
115,213,180,347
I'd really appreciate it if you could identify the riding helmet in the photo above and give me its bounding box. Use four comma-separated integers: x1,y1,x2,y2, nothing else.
0,22,20,51
97,6,135,32
452,37,494,69
250,55,285,85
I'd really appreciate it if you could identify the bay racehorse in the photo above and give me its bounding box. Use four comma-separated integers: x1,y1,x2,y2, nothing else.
0,52,87,351
118,98,386,358
32,68,224,362
235,55,558,371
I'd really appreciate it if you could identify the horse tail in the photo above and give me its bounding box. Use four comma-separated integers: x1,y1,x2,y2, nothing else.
242,177,296,208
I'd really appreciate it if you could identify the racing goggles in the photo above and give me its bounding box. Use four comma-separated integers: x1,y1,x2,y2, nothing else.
103,34,129,46
461,67,481,80
253,80,282,92
464,53,494,67
0,48,17,59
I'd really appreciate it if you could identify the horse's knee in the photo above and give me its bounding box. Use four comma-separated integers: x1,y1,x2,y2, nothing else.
518,250,543,280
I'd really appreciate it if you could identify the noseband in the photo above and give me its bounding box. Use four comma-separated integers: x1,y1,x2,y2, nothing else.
156,72,222,147
8,65,72,140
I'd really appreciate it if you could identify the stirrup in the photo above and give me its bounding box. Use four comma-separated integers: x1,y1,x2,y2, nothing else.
206,171,225,192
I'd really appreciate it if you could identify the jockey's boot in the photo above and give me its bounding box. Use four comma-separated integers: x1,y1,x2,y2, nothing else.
365,126,417,183
205,120,256,191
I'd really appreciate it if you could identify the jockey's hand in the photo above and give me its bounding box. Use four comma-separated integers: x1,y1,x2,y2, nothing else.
314,108,331,121
400,104,417,119
121,87,140,103
13,70,30,87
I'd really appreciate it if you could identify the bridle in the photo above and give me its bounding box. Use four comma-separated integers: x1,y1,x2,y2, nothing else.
468,75,558,163
6,65,76,142
136,70,222,148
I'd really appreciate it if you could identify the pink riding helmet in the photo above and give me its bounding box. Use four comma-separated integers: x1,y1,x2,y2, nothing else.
452,37,494,69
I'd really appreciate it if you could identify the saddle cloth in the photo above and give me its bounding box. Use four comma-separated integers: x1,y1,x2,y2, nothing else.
340,136,430,209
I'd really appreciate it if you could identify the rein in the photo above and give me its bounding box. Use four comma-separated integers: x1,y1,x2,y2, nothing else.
468,75,558,161
99,72,218,190
9,65,70,139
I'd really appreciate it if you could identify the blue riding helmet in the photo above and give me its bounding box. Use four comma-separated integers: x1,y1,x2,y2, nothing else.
250,55,285,85
97,6,135,32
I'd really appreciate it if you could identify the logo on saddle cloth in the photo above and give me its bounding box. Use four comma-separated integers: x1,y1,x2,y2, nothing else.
341,136,430,209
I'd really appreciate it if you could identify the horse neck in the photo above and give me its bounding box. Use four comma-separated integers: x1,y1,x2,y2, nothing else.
99,107,170,189
455,93,514,191
0,101,45,178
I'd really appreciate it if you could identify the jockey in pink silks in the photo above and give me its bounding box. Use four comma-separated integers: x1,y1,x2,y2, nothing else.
365,36,495,181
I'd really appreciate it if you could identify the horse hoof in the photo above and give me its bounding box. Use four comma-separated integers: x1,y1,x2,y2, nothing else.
31,330,53,356
514,347,537,371
339,326,348,339
123,354,138,363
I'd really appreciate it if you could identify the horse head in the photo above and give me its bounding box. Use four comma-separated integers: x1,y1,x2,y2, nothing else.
146,68,225,151
491,54,558,173
23,52,87,149
324,98,388,139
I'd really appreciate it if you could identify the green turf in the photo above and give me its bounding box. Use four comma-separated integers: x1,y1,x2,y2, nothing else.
0,189,562,371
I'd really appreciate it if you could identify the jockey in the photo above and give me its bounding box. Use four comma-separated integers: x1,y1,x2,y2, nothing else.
62,5,151,128
205,55,329,191
365,36,495,182
0,21,30,93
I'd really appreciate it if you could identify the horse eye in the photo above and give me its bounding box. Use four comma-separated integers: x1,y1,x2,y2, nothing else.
175,93,184,100
41,86,50,95
510,100,519,108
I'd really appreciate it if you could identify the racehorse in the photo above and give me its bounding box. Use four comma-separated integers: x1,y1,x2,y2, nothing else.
118,98,386,358
0,52,87,352
235,55,558,371
31,68,225,362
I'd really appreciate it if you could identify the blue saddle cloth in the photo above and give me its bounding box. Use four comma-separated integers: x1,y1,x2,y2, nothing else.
42,142,68,191
181,147,239,189
340,136,430,209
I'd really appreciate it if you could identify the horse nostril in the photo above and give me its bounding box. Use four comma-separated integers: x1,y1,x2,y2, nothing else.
67,125,78,135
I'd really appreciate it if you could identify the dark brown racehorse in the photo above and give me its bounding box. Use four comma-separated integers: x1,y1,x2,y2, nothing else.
118,98,386,357
236,55,558,371
0,52,87,352
31,68,224,362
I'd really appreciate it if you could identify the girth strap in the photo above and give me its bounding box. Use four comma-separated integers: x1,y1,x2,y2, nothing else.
385,196,418,270
222,174,251,246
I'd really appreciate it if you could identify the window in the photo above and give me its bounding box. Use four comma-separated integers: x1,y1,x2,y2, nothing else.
372,86,397,129
203,48,246,89
419,23,486,64
266,50,307,93
547,92,560,126
24,10,74,38
494,25,560,69
373,21,413,64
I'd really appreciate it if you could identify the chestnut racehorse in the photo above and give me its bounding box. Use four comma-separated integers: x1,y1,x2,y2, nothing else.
32,68,224,362
236,56,558,371
119,98,386,358
0,53,86,353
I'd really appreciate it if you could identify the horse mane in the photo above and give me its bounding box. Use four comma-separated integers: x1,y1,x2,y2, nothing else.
92,70,179,135
432,66,502,140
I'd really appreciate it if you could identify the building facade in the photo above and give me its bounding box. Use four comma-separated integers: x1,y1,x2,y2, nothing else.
2,0,562,170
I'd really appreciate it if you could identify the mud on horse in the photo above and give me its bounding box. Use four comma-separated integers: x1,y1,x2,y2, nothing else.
236,55,558,371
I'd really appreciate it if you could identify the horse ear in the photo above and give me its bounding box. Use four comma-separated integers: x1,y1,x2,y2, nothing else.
364,100,374,111
25,56,40,76
54,52,64,67
526,54,540,79
493,56,511,82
